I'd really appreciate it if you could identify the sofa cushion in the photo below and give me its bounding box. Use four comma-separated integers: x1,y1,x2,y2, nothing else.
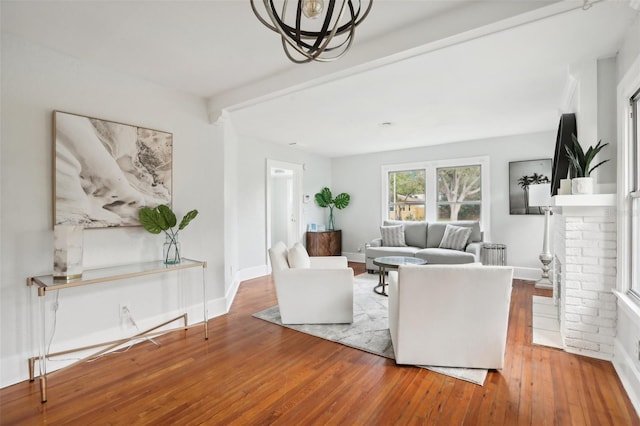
384,220,428,248
287,242,310,268
415,248,476,264
426,221,481,248
439,224,472,251
366,246,420,259
380,225,407,247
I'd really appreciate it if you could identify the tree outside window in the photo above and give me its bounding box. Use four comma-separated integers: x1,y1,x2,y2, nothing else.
437,166,481,221
388,170,425,221
382,157,489,233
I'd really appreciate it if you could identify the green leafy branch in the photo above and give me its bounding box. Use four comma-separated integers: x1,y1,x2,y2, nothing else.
138,205,198,262
565,134,609,178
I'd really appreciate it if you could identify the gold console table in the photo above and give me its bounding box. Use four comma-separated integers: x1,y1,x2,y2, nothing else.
27,258,208,403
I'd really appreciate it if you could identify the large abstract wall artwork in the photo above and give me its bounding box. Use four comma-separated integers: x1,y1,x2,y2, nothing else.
54,111,172,228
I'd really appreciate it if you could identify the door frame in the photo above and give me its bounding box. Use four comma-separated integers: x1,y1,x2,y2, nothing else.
266,159,303,270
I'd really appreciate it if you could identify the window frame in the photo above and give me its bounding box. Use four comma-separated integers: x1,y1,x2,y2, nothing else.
628,88,640,299
436,165,483,222
387,169,426,221
381,156,491,240
616,52,640,308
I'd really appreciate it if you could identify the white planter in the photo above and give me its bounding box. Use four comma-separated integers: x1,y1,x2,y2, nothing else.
559,179,572,195
571,177,594,195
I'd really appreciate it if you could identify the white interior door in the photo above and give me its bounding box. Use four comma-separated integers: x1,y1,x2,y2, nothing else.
266,160,303,264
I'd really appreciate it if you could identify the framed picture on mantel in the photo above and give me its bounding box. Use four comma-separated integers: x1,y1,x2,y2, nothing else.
508,158,552,215
53,111,173,228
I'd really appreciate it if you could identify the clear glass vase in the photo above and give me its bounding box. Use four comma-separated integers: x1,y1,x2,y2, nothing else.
328,208,335,231
163,234,181,265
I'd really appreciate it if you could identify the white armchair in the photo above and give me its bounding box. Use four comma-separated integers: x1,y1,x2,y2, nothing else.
388,263,513,369
268,241,354,324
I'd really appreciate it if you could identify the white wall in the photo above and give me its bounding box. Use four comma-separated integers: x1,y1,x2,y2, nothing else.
597,56,618,184
233,132,332,272
0,34,225,387
332,131,556,278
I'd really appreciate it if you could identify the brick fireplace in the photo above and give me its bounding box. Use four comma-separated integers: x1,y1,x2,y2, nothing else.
549,193,617,361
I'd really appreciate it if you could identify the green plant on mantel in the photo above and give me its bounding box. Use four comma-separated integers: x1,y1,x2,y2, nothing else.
138,205,198,263
565,134,609,178
314,187,350,231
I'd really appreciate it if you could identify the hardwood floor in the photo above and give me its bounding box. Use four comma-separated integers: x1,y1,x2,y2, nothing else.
1,262,638,425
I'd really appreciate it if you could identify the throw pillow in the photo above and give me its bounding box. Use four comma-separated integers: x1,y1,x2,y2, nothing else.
287,242,311,268
380,225,406,247
439,224,472,251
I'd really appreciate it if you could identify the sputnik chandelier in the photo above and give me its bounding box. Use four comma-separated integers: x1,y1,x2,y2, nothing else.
250,0,373,63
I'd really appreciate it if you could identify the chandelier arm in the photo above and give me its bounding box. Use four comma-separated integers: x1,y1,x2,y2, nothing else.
270,0,368,39
250,0,279,32
307,0,336,52
295,1,303,48
281,0,347,60
309,2,356,60
254,0,371,38
282,39,314,64
308,0,353,59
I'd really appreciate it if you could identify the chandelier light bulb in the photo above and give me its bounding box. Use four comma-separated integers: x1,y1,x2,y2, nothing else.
302,0,324,18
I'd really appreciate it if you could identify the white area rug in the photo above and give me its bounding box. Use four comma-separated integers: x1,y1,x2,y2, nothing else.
253,273,487,386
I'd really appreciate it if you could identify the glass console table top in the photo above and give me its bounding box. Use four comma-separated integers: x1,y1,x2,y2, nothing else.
29,258,206,294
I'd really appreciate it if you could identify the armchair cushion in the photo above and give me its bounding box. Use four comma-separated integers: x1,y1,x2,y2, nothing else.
287,242,310,268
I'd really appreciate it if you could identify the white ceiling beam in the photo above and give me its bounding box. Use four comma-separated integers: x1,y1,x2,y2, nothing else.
207,0,579,123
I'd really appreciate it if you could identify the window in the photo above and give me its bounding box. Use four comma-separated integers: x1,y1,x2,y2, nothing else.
437,165,481,221
631,88,640,296
387,170,426,221
382,157,490,234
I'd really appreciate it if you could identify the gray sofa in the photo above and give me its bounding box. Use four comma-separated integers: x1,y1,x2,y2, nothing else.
365,220,483,273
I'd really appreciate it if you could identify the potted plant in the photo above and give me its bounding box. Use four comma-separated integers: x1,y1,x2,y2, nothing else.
138,205,198,264
564,135,609,195
314,187,350,231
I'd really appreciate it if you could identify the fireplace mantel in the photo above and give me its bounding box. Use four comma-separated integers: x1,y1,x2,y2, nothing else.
552,193,616,207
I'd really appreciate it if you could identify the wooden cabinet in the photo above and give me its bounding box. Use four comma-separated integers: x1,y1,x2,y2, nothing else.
306,230,342,256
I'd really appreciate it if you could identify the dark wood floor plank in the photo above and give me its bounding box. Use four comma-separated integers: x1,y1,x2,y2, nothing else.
1,263,637,425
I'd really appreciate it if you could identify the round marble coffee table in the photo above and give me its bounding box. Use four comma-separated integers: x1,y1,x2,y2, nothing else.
373,256,427,296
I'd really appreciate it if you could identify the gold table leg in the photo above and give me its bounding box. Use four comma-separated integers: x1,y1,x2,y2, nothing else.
39,376,47,403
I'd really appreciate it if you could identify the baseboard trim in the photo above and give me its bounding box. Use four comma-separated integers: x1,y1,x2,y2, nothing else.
225,265,268,312
613,338,640,418
237,265,268,282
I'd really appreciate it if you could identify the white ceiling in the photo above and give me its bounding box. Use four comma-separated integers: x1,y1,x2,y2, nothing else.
1,1,637,157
